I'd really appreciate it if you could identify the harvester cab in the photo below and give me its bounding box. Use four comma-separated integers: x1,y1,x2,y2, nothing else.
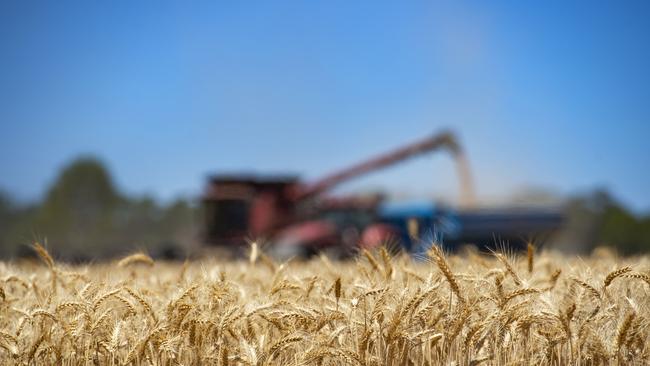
203,175,299,246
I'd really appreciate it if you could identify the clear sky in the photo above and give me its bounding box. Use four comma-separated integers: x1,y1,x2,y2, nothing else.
1,1,649,211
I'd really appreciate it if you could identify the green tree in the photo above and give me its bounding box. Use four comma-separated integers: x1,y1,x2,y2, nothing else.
599,201,650,254
0,192,15,256
0,191,38,258
19,156,200,260
33,157,125,258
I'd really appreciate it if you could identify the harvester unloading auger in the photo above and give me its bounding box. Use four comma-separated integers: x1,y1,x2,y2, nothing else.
202,131,479,255
291,131,476,208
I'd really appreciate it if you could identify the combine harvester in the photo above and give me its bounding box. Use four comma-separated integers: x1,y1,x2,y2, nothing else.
202,131,563,258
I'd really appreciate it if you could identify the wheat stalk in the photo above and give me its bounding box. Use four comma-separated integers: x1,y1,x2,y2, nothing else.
117,252,154,267
0,245,647,365
427,244,464,303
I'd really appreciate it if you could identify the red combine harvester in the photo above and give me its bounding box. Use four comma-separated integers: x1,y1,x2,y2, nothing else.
202,131,475,257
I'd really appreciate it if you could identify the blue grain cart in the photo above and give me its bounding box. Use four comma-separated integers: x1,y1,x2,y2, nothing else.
378,201,564,254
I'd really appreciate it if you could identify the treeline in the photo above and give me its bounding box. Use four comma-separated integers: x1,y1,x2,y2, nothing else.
0,157,198,261
534,190,649,255
1,157,649,260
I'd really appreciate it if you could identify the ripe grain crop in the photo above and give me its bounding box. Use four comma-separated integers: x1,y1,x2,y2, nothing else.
0,244,648,365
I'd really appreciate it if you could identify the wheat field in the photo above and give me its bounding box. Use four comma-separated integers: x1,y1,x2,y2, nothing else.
0,243,649,365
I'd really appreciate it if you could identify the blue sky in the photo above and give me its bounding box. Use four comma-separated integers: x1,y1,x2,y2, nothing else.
1,1,649,211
